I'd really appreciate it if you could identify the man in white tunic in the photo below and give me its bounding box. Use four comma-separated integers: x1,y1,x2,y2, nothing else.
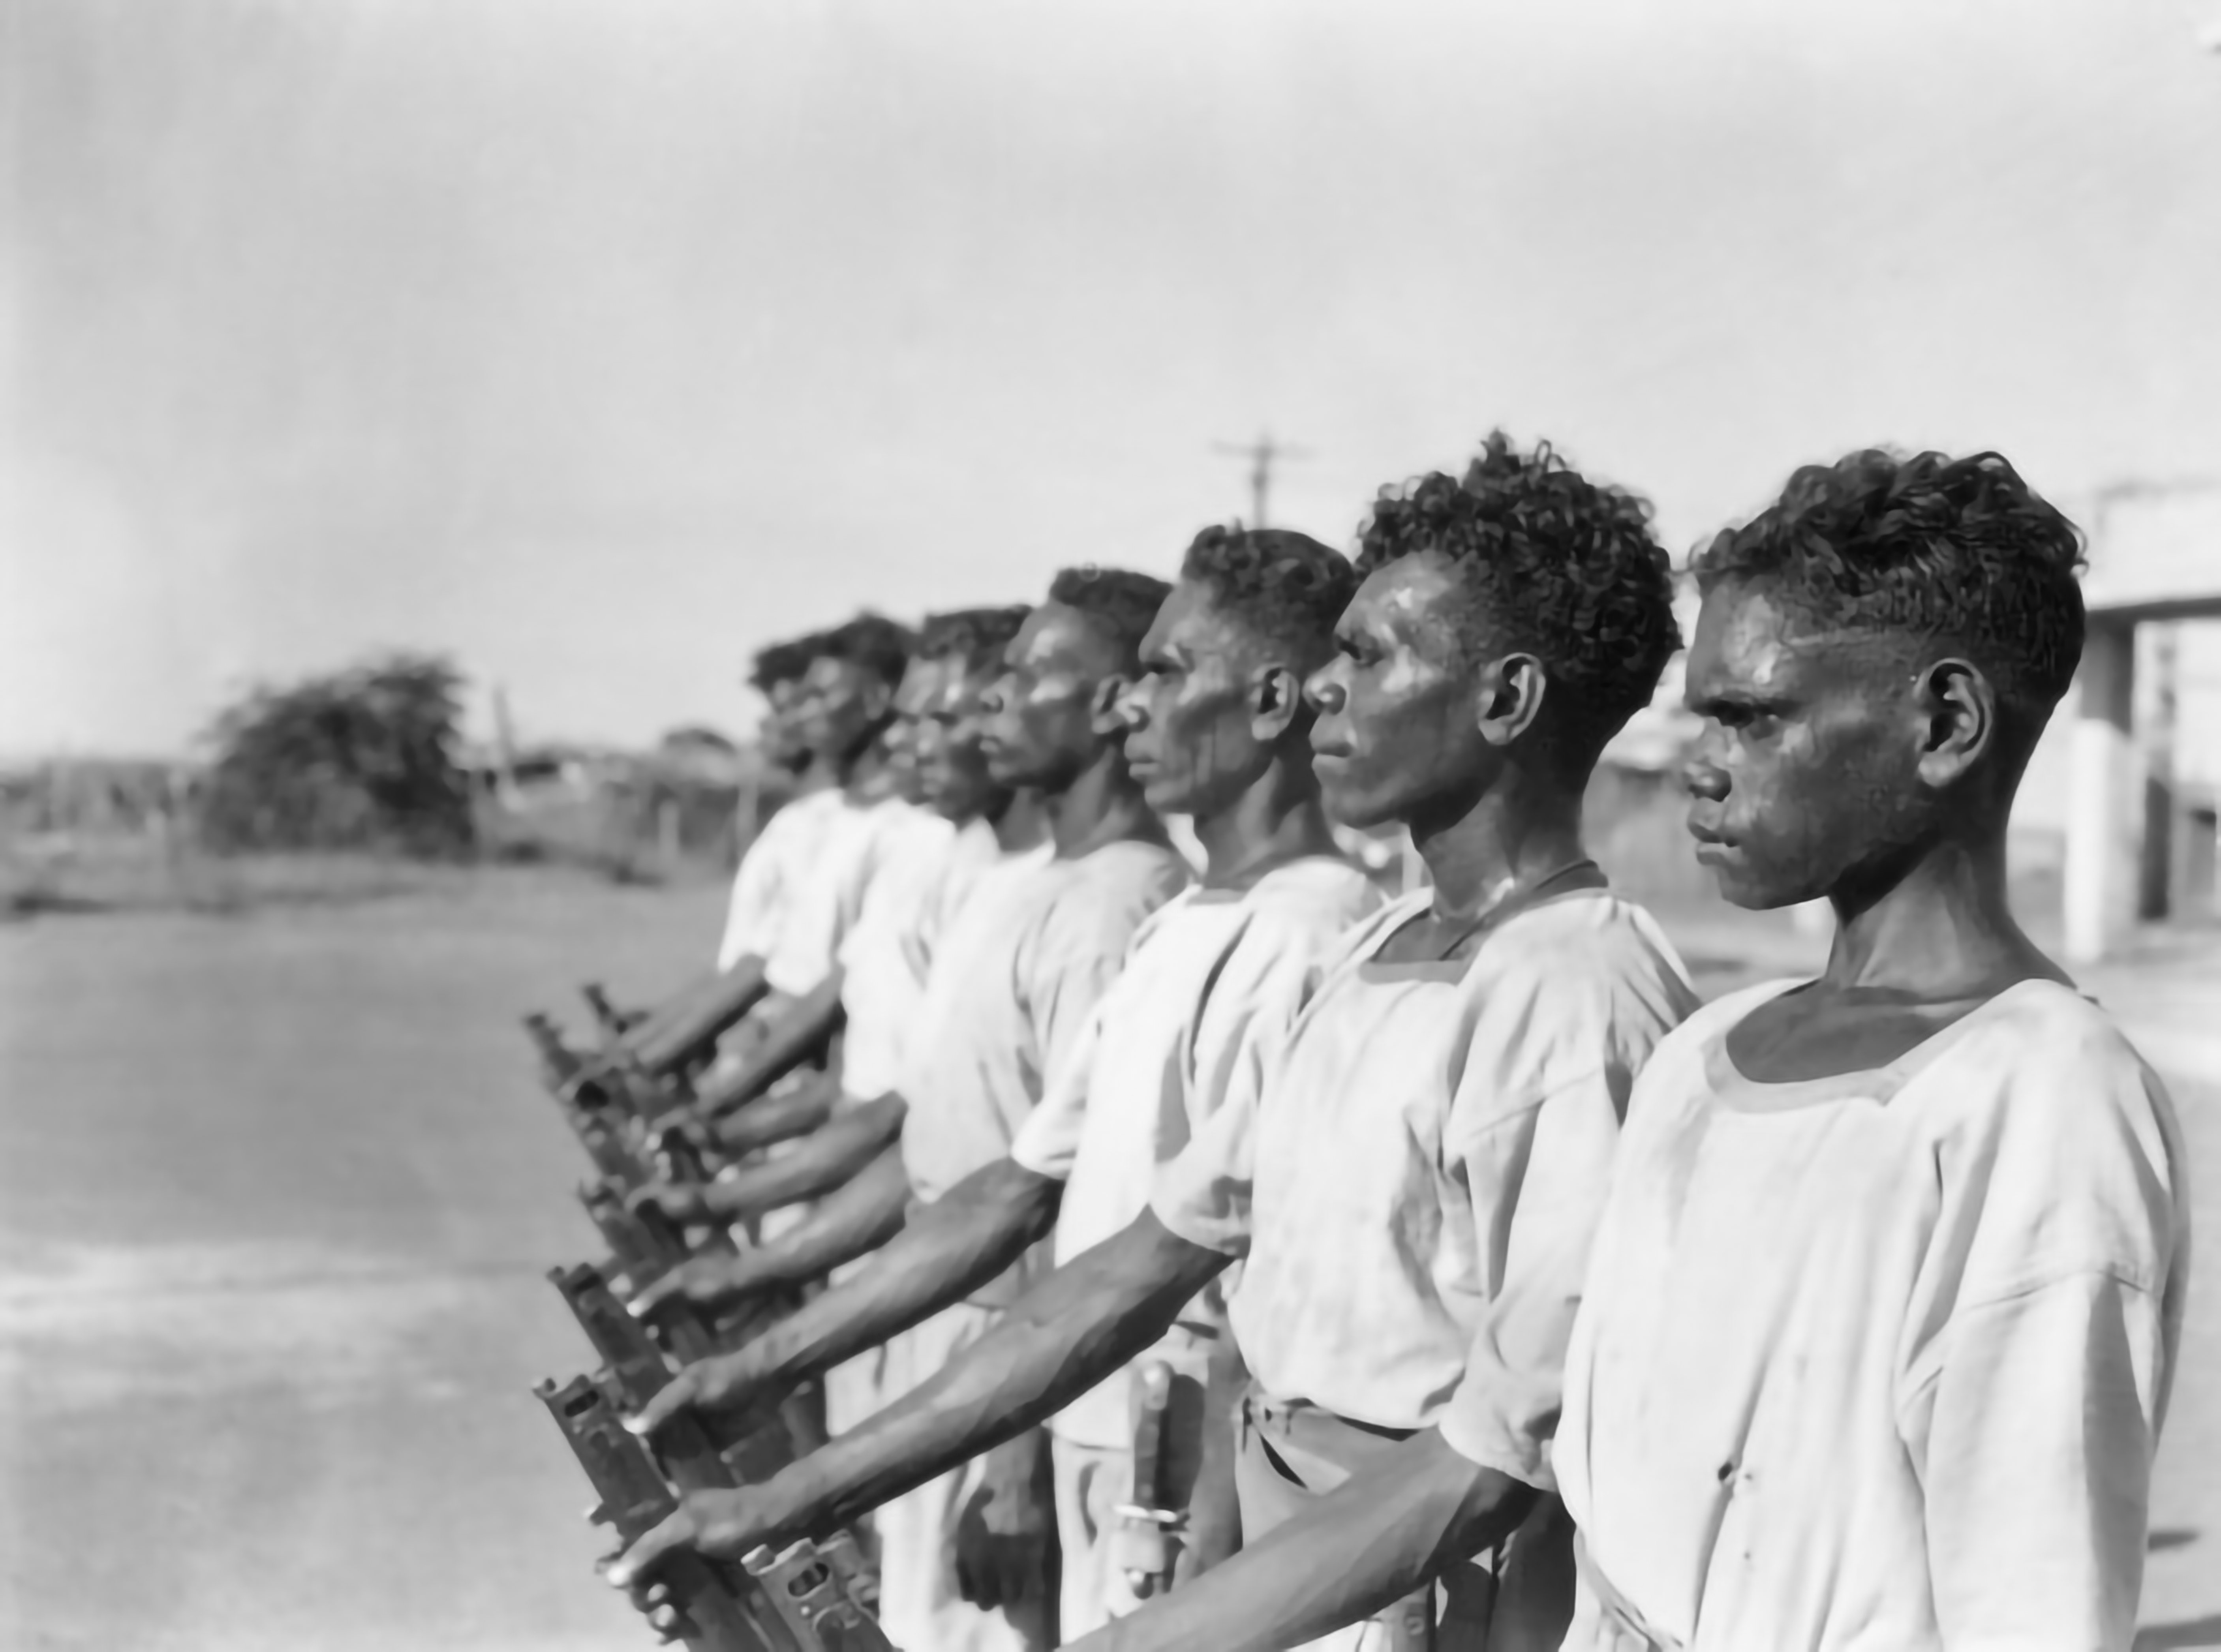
624,527,1386,1637
621,632,826,1059
627,567,1194,1652
749,613,923,1006
1546,449,2187,1652
1124,447,2191,1652
612,436,1698,1652
630,609,1038,1228
715,631,835,971
685,614,919,1098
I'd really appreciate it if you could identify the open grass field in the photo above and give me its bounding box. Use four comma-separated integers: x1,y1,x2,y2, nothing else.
0,869,2215,1649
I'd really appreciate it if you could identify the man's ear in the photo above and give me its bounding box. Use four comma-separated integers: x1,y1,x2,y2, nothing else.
1475,653,1548,748
1913,657,1995,790
859,677,897,724
1248,663,1307,743
1088,674,1131,738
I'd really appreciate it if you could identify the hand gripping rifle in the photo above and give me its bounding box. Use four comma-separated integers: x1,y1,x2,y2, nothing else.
527,961,752,1126
623,959,778,1089
549,1260,797,1487
543,1270,881,1639
570,1189,824,1456
540,1371,781,1652
538,1372,886,1652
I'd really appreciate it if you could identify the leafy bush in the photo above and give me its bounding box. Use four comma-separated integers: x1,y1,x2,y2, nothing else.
197,655,475,857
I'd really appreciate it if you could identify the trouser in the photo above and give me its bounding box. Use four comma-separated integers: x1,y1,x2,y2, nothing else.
1235,1388,1575,1652
873,1303,1055,1652
1049,1436,1147,1639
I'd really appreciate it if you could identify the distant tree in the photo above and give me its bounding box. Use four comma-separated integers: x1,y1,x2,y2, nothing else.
197,654,475,856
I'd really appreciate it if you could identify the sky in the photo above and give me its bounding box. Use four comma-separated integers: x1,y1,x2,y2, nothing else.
5,0,2221,758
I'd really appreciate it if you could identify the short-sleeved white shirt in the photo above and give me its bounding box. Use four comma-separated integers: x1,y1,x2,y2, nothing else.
1549,978,2190,1652
762,795,929,998
834,808,989,1102
1009,856,1386,1447
1151,887,1699,1432
900,839,1190,1211
715,788,845,971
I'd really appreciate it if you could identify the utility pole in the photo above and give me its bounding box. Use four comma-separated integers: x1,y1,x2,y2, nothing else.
491,683,522,810
1212,432,1309,529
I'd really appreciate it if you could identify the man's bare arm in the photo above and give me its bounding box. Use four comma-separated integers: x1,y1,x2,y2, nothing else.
633,1096,906,1227
693,976,847,1118
1074,1430,1535,1652
607,1212,1231,1585
629,1146,913,1316
630,956,771,1078
710,1074,840,1156
634,1158,1064,1429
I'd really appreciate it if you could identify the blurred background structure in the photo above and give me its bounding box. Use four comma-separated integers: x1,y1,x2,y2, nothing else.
2040,484,2221,959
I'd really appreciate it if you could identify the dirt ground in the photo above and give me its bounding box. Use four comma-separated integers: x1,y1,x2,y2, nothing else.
0,871,2215,1650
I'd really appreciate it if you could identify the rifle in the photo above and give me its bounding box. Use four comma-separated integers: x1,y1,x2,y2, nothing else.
742,1540,888,1652
539,1344,883,1647
575,1180,813,1437
524,991,711,1134
550,1261,796,1487
527,1015,661,1188
581,1176,704,1290
584,981,652,1041
537,1372,800,1652
539,1370,779,1651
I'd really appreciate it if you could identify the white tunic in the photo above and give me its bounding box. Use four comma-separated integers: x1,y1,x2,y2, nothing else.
761,795,931,998
715,788,845,970
1151,887,1699,1431
1551,978,2189,1652
899,839,1190,1211
1009,857,1386,1448
833,811,1001,1102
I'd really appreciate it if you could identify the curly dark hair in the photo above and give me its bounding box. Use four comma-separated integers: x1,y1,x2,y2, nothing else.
1692,449,2086,715
1181,525,1356,668
816,612,916,690
917,605,1030,678
748,632,822,692
1047,566,1173,672
1357,432,1680,750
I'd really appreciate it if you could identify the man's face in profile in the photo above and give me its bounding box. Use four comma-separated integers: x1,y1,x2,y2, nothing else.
1681,577,1926,910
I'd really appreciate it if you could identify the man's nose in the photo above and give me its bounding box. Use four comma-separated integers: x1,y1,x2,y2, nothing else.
1111,683,1147,731
1682,747,1729,803
1303,662,1346,716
